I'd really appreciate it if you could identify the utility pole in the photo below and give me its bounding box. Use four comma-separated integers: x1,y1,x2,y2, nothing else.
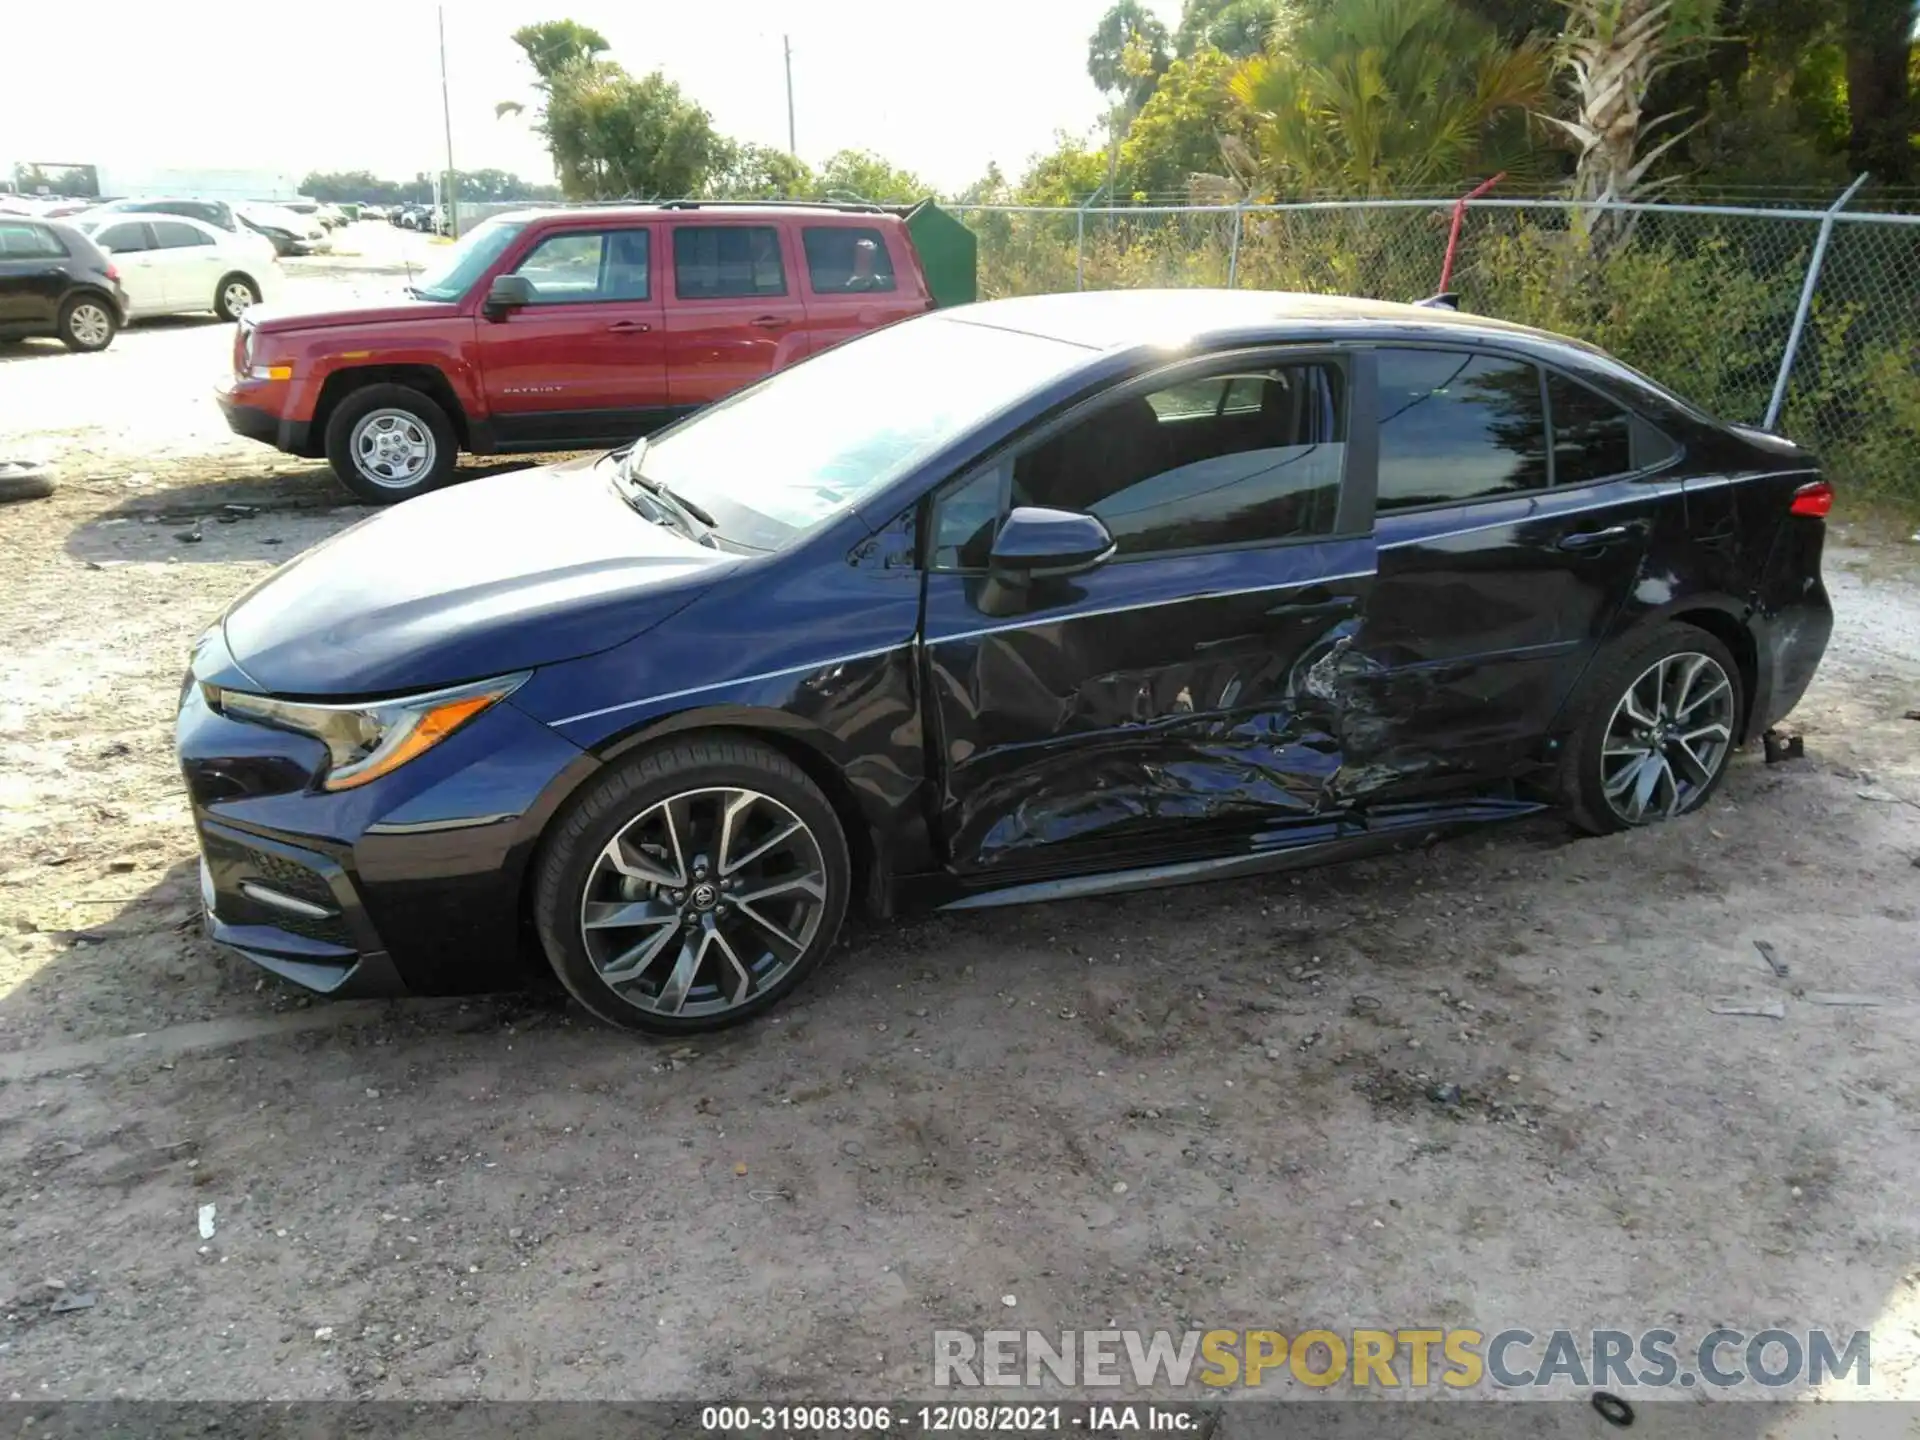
438,4,460,238
784,35,797,157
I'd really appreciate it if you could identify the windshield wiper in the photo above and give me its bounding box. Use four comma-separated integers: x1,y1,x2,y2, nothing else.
617,442,718,532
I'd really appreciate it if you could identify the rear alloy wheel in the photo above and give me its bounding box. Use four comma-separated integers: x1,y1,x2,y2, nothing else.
58,295,116,352
1564,623,1743,834
215,273,260,322
323,383,458,504
535,736,850,1034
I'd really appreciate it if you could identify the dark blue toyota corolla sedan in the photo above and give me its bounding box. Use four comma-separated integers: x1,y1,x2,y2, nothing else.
177,290,1834,1033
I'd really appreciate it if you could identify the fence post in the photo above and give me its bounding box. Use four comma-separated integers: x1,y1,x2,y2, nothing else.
1764,172,1869,431
1227,203,1244,289
1075,183,1107,292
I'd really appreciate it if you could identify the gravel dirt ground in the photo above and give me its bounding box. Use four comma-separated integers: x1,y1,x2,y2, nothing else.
2,237,1918,1422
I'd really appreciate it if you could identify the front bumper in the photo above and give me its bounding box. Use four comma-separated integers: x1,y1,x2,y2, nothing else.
195,823,407,996
176,660,594,998
214,378,310,454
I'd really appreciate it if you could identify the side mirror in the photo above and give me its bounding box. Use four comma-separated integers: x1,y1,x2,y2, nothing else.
988,506,1115,583
484,273,534,316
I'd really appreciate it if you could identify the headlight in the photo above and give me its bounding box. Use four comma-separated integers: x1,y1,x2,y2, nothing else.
208,673,528,791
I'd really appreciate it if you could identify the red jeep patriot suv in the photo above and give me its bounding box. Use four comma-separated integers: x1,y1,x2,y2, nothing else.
215,201,975,502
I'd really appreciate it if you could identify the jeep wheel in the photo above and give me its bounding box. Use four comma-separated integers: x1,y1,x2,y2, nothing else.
324,383,458,504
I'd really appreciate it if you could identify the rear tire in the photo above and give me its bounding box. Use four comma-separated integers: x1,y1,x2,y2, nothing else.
1562,622,1743,835
323,383,458,504
215,273,261,322
534,735,851,1035
57,294,117,352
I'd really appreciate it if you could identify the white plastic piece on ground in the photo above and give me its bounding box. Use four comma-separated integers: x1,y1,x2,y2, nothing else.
197,1203,216,1239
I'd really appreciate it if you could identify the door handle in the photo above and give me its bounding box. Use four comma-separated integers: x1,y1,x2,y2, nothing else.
749,314,791,328
1267,598,1355,620
1559,525,1631,551
606,320,652,333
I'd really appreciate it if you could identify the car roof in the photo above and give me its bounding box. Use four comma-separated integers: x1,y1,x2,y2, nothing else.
946,287,1601,356
487,202,907,226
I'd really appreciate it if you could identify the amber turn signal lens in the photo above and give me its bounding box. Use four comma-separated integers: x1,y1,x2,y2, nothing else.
323,692,501,791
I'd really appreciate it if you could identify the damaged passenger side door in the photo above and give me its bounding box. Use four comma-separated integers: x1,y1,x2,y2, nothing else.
919,350,1378,883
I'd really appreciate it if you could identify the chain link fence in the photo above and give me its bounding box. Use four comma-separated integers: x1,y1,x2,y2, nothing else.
949,195,1920,507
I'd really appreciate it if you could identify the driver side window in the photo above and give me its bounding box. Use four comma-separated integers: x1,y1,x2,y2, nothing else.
929,359,1348,569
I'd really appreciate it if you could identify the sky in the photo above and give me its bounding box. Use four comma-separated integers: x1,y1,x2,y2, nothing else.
2,0,1185,195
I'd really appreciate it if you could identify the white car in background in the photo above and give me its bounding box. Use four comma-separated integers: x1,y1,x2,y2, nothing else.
238,202,332,256
74,212,278,322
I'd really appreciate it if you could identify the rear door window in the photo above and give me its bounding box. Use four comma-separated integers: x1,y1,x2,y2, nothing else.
1374,347,1548,511
673,225,786,299
801,226,896,293
153,220,214,249
96,222,154,253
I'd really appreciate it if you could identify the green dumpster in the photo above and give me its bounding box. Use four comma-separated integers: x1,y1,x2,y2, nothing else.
904,199,977,309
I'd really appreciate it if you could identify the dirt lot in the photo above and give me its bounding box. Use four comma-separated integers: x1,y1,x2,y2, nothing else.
2,247,1919,1420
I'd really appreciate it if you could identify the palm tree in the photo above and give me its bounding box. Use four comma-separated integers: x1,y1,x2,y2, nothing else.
1226,0,1552,196
1542,0,1700,216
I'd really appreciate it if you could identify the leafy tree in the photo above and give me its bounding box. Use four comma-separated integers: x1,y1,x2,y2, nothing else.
1841,0,1915,181
1013,137,1113,204
1174,0,1291,58
1119,48,1245,197
508,19,609,83
706,143,816,198
1228,0,1553,194
542,65,727,198
1089,0,1174,105
816,149,932,201
503,22,725,199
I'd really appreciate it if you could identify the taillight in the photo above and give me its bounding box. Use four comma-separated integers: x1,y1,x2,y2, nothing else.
105,262,120,282
1789,480,1833,518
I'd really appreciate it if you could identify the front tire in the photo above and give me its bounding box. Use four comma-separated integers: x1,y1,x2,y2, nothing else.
57,294,117,352
323,383,458,504
215,273,261,322
1563,623,1743,835
534,735,851,1035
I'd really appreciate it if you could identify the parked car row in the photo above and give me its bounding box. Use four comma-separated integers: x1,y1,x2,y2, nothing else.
389,203,449,235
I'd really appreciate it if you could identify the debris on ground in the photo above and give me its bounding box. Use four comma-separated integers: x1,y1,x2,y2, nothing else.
197,1204,216,1239
1805,993,1890,1007
1710,999,1787,1019
1753,940,1790,977
1763,728,1805,764
49,1292,97,1315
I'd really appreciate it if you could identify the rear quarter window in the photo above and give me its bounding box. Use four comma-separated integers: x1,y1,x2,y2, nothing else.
0,222,65,259
802,226,897,293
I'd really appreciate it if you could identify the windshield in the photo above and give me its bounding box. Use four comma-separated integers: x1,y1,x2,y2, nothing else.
412,218,527,302
637,317,1089,551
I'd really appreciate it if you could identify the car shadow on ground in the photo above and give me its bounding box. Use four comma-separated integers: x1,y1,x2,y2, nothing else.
59,456,568,567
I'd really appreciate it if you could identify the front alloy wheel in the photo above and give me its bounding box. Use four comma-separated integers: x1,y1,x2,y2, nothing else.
581,788,828,1020
1600,651,1736,824
535,736,851,1034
